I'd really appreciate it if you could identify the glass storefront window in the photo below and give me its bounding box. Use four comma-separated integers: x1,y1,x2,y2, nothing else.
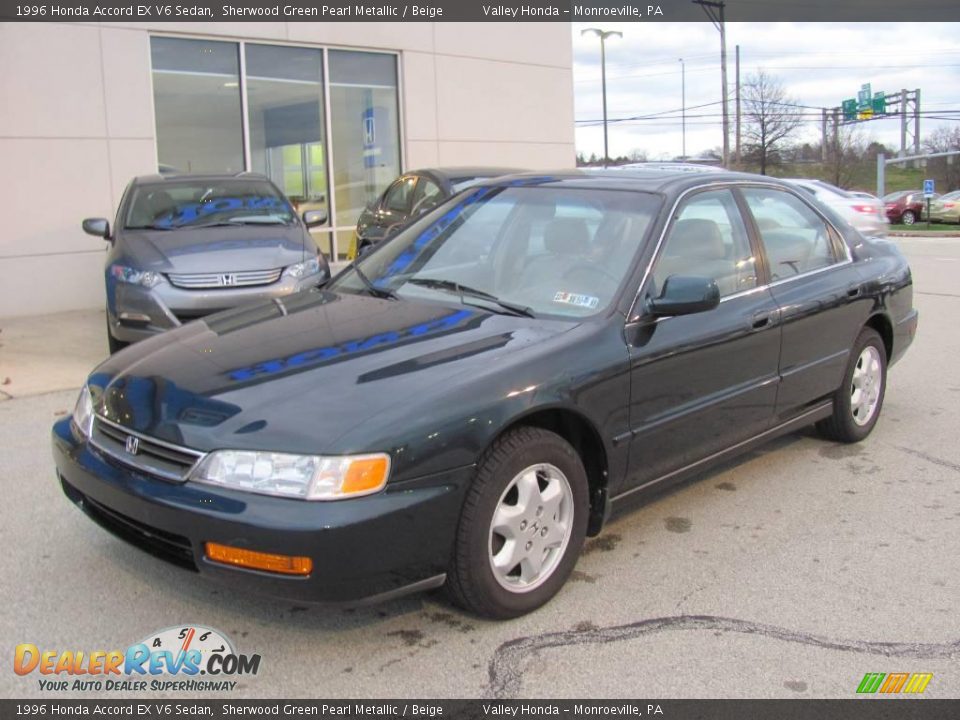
149,39,401,260
329,50,401,259
245,44,328,224
151,37,244,174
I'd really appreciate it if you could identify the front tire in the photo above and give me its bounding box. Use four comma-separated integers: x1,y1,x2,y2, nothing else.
106,314,128,354
446,427,589,619
816,327,887,443
901,210,916,226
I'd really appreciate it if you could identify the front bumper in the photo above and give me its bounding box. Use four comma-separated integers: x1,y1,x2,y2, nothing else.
109,273,327,343
52,418,471,604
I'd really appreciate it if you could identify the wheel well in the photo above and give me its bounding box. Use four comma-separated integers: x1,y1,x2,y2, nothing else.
498,408,609,536
865,313,894,361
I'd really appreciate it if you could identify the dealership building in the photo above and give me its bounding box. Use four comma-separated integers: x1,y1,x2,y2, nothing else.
0,21,575,316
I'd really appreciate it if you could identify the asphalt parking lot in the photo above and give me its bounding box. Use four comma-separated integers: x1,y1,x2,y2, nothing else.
1,237,958,699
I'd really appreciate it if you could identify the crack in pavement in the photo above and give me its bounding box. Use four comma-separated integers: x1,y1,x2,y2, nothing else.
896,446,960,473
486,614,960,698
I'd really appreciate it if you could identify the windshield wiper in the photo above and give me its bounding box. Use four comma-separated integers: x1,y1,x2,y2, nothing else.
191,219,291,229
126,224,176,231
353,263,398,300
407,277,534,317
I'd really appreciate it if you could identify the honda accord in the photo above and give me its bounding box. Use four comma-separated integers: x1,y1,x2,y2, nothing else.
54,169,918,618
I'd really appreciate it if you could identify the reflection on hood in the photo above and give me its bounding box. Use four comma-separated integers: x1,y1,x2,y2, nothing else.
225,308,478,383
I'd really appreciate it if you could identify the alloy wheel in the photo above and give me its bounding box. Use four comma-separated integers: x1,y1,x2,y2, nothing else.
850,345,883,426
488,463,574,593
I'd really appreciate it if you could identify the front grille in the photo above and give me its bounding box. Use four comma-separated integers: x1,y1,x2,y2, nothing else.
167,268,283,290
90,416,204,483
61,477,197,571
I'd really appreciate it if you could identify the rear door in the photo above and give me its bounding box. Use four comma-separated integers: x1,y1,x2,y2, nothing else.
623,187,782,491
739,185,866,419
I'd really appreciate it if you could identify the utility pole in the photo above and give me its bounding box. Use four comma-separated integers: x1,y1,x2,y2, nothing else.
734,44,741,166
581,28,623,167
821,108,828,163
679,57,686,159
693,0,729,168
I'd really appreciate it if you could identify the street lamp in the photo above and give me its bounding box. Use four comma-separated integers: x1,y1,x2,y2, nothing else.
581,27,622,167
679,58,686,160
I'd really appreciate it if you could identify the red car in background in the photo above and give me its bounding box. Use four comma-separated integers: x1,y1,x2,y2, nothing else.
884,190,938,225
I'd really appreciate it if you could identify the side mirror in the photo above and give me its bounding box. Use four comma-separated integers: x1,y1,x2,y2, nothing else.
647,276,720,317
302,209,328,227
82,218,110,239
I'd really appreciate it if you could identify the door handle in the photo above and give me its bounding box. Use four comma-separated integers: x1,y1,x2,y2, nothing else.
751,309,779,330
847,285,862,298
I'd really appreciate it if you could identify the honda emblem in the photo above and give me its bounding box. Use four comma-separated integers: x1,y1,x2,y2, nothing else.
125,435,140,455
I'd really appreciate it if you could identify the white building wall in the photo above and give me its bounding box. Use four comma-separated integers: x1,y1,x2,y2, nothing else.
0,21,575,317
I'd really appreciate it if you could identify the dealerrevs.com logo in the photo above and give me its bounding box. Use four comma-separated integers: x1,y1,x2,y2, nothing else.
14,625,260,693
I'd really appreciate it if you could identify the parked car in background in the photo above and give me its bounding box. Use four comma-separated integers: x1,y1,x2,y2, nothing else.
353,167,520,256
927,190,960,224
56,168,917,618
884,190,937,226
785,178,887,237
83,173,330,353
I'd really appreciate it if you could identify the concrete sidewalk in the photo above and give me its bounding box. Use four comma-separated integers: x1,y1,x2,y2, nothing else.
0,262,353,401
0,308,108,401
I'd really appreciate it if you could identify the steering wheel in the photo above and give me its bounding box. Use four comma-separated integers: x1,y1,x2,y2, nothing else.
562,261,619,284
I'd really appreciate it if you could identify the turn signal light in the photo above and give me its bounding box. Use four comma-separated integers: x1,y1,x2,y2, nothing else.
205,542,313,576
341,456,390,495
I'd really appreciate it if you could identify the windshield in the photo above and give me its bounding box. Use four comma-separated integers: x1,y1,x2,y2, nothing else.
125,179,296,230
883,191,910,202
328,185,661,319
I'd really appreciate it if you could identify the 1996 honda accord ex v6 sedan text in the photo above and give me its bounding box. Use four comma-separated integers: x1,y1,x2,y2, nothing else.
53,169,918,619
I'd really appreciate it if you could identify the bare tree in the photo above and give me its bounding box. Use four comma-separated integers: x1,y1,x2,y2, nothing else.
741,70,804,175
828,124,868,188
923,126,960,191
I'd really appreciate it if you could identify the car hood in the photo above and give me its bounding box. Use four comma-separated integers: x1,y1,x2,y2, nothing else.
120,225,308,273
91,291,574,454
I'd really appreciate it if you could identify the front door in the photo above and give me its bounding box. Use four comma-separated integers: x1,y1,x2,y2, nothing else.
622,188,782,492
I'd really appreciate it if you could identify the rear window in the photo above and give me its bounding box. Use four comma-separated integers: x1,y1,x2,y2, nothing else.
125,179,295,230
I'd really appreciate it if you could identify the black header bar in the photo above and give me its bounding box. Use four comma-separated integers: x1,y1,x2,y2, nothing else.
2,0,960,22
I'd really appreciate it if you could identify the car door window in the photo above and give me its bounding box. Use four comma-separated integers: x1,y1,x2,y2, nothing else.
652,189,758,298
412,177,444,211
741,187,838,281
383,176,416,213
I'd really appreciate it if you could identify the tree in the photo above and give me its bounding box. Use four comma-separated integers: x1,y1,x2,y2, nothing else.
828,124,868,188
741,70,805,175
923,126,960,191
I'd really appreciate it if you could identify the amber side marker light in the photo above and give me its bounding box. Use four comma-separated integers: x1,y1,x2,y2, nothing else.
205,542,313,576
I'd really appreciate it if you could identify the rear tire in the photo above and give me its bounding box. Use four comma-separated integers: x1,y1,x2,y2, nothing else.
816,327,887,443
446,427,588,619
901,210,916,226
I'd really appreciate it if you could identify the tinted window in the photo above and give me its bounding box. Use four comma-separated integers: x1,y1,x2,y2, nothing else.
383,177,416,212
125,180,295,229
330,187,661,319
412,178,444,209
741,187,838,280
653,189,757,298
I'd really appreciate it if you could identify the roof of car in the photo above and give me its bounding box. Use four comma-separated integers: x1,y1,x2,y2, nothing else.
417,167,524,182
132,172,271,185
475,167,795,195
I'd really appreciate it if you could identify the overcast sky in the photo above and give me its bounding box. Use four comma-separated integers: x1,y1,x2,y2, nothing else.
573,22,960,160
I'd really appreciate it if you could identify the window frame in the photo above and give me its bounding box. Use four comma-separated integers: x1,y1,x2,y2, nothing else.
648,187,762,301
736,184,848,285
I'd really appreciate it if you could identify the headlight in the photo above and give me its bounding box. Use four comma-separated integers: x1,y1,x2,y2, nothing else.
283,256,323,279
72,385,95,438
190,451,390,501
110,264,162,288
